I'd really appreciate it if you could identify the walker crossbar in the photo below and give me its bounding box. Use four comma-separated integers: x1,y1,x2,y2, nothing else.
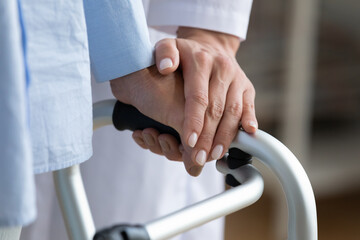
53,99,317,240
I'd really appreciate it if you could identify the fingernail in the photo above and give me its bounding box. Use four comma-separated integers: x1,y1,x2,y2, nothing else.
188,132,198,148
249,121,257,129
143,133,155,146
159,139,170,152
188,166,203,176
159,58,173,71
211,144,223,160
195,150,207,166
134,136,145,145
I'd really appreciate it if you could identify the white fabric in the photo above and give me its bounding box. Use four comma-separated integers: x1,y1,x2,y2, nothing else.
20,0,252,239
147,0,253,40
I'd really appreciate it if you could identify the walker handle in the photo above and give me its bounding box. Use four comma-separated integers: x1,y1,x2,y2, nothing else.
112,101,181,142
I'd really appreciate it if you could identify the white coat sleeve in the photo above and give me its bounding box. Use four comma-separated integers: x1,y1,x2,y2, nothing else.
147,0,253,40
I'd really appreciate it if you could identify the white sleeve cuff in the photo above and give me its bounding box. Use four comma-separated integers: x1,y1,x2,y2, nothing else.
147,0,253,40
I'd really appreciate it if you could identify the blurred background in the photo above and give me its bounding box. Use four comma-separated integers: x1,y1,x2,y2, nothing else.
225,0,360,239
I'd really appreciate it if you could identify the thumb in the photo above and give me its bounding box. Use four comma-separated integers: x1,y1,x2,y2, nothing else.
181,145,204,177
155,38,180,75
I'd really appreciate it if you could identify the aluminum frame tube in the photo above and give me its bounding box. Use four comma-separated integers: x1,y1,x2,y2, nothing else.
232,130,318,240
53,165,95,240
52,100,117,240
54,100,317,240
144,164,264,240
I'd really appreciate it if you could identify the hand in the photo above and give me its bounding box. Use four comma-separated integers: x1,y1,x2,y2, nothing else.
110,65,204,176
137,27,258,170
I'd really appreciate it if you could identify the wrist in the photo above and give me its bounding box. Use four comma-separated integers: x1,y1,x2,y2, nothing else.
110,65,158,105
177,26,240,56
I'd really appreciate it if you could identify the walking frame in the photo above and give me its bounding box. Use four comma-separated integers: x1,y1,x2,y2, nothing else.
53,99,318,240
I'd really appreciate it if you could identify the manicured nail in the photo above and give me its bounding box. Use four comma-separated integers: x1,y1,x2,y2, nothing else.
159,139,170,152
195,150,207,166
143,133,155,146
159,58,173,71
249,121,257,129
188,132,198,148
211,144,223,160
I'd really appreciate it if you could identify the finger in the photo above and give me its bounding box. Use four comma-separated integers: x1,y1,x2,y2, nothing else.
210,80,243,160
191,57,231,163
158,134,182,161
132,130,149,149
240,86,258,133
182,145,204,176
178,41,212,148
142,128,163,155
155,38,180,75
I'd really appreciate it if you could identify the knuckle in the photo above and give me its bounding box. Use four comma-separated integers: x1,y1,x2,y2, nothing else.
189,91,208,109
155,38,172,49
187,115,204,130
194,51,211,66
247,84,256,95
199,132,214,145
243,102,255,113
218,128,236,141
215,55,232,70
251,87,256,98
226,102,242,118
207,100,224,120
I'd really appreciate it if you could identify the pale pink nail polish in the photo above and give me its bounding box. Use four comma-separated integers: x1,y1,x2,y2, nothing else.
211,144,223,160
249,121,257,129
159,58,173,70
188,132,198,148
195,150,206,166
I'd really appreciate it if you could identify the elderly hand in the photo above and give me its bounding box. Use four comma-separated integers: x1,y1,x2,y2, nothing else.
110,65,205,176
132,27,258,175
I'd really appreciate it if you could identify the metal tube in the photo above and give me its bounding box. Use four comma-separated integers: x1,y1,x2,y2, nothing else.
92,99,117,130
54,100,317,240
53,100,116,240
232,130,318,240
53,165,95,240
145,164,264,240
0,227,22,240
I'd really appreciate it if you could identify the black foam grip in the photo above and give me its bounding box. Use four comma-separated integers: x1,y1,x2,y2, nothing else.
112,101,181,143
93,224,150,240
227,148,252,169
225,174,241,187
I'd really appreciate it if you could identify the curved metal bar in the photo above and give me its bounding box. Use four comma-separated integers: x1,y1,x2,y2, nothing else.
54,100,317,240
92,99,117,130
231,130,318,240
53,100,117,240
144,164,264,240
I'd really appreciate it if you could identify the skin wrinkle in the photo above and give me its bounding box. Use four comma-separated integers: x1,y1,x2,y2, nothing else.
111,27,257,176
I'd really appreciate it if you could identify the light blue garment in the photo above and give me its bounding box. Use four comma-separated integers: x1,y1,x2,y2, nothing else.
0,0,154,226
0,0,36,227
84,0,155,82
